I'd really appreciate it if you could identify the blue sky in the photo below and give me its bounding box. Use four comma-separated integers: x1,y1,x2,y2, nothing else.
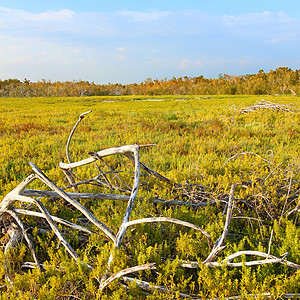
0,1,300,84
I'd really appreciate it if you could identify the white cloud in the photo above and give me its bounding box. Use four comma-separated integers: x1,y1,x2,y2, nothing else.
179,59,189,69
0,54,34,66
223,11,271,25
195,60,203,67
115,47,127,60
222,11,293,26
2,7,296,42
178,59,204,69
221,11,300,42
1,7,299,40
117,47,126,52
23,9,75,21
1,6,300,83
0,7,74,24
0,7,114,36
119,10,169,22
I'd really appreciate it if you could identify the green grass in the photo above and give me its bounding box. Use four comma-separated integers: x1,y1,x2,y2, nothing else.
0,95,299,299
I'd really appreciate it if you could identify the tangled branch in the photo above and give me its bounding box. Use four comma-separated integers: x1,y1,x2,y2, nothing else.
0,111,299,298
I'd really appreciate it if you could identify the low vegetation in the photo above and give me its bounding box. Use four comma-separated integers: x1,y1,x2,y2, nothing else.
0,95,299,299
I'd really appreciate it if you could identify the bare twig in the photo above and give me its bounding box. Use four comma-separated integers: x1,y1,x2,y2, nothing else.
203,184,235,264
3,224,22,286
13,208,95,234
223,152,273,168
217,250,299,269
89,152,132,191
279,173,293,225
183,249,300,270
267,229,274,258
150,197,213,207
262,161,285,184
124,152,174,185
15,194,79,262
6,210,41,271
120,216,212,248
66,111,92,164
122,276,195,298
29,162,116,243
99,263,156,291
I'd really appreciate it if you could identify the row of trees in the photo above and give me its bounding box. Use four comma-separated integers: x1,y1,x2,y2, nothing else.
0,67,299,97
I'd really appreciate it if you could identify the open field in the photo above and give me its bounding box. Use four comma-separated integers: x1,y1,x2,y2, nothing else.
0,95,299,299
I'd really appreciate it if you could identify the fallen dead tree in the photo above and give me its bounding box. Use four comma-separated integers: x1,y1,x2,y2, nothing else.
239,99,294,114
0,112,299,298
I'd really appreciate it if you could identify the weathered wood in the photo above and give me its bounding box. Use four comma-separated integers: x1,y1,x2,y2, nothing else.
122,276,195,298
21,190,212,207
13,208,95,234
1,111,299,296
239,100,294,114
66,110,92,164
207,250,300,269
61,168,77,192
14,194,79,262
120,216,212,248
59,145,142,170
6,210,41,271
106,145,141,269
151,197,213,207
99,263,156,291
29,162,116,243
203,184,235,264
124,152,173,185
90,152,132,191
0,174,36,215
3,223,22,286
21,189,131,201
222,152,273,168
114,145,140,248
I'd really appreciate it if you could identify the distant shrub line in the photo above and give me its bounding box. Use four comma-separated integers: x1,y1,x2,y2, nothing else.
0,67,299,97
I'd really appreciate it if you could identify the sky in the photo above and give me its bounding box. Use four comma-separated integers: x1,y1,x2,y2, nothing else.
0,0,300,84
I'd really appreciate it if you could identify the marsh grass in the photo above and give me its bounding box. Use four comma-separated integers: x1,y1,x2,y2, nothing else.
0,95,299,299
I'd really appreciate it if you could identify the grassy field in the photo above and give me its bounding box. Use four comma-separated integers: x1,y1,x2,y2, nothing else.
0,95,299,299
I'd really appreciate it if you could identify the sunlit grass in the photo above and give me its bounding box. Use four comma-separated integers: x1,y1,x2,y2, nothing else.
0,95,299,298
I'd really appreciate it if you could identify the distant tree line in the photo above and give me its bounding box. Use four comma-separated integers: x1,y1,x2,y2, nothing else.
0,67,299,97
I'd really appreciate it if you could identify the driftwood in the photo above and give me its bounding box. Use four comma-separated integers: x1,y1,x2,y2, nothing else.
0,111,299,298
121,276,195,298
203,184,235,264
222,151,273,168
99,263,156,291
239,99,294,114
